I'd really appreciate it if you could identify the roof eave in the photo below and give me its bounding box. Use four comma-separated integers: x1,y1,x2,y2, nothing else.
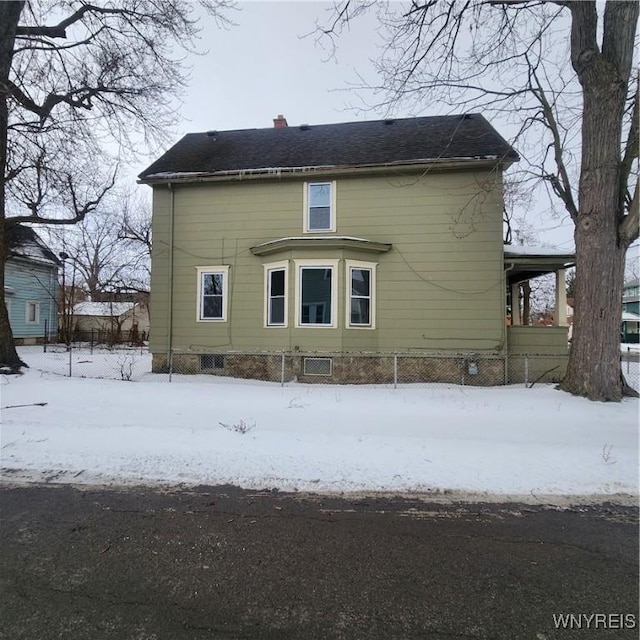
139,156,518,186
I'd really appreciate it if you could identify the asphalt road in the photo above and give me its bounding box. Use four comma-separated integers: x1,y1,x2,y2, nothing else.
1,484,638,640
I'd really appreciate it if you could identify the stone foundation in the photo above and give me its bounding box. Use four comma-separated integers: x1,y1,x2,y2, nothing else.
13,337,43,346
152,352,507,386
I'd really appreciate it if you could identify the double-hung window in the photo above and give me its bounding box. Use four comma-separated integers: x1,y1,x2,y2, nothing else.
196,266,229,322
346,260,376,329
25,301,40,324
264,261,288,327
295,259,339,328
304,182,335,232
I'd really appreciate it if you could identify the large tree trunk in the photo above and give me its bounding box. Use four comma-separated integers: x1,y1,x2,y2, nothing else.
0,2,26,372
560,1,639,400
563,219,629,400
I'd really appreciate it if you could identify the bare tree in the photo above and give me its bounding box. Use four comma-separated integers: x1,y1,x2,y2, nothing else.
0,0,232,371
119,191,153,294
48,205,149,302
318,0,638,400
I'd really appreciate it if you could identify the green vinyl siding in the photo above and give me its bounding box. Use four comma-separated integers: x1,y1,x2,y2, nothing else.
149,168,506,355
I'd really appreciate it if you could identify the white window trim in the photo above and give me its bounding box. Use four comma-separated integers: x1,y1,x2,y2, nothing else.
303,181,337,233
345,260,377,330
263,260,289,328
294,259,339,329
195,266,229,322
25,300,40,325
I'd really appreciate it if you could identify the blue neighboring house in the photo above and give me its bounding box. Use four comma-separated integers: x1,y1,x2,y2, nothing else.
5,225,60,344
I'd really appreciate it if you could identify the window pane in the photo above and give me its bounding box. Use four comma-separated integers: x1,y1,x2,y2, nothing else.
309,183,330,207
351,269,370,296
270,298,285,324
309,207,331,230
270,269,285,296
203,273,223,295
351,298,370,325
301,267,332,324
203,296,222,319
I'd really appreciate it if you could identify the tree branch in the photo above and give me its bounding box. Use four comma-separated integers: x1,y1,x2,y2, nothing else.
528,61,579,221
7,169,117,227
15,5,125,39
620,78,638,213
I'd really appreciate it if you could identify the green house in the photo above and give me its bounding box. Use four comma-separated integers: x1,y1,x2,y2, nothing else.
139,114,573,384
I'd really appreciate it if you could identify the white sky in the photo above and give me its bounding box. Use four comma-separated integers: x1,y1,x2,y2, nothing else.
174,2,383,133
132,1,638,268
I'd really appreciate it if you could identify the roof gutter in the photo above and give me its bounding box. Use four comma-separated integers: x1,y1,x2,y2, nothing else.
139,156,518,186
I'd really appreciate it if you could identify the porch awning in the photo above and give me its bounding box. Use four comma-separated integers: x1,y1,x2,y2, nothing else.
504,245,575,286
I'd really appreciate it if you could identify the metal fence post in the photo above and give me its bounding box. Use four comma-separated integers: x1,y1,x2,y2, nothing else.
168,350,173,383
68,345,73,377
393,354,398,389
43,319,48,353
281,350,285,387
524,357,529,387
90,328,94,355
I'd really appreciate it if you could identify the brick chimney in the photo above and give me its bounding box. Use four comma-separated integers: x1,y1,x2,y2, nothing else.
273,114,288,128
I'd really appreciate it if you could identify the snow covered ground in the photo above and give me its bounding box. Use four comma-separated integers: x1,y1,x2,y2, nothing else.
1,348,638,504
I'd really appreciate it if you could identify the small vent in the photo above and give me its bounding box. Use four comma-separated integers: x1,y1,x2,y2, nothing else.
303,357,332,376
200,354,225,370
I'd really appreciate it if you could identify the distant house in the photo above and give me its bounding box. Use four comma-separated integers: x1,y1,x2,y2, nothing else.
5,225,59,344
621,311,640,344
71,301,150,344
622,279,639,315
139,114,574,383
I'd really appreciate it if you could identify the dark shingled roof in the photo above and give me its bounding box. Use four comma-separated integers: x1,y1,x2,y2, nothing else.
7,224,60,265
139,113,518,180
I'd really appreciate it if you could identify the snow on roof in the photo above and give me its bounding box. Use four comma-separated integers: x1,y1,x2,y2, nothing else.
622,311,640,322
7,225,60,266
73,302,135,317
504,244,575,257
253,235,373,246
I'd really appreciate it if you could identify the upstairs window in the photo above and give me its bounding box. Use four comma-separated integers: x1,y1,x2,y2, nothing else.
304,182,335,232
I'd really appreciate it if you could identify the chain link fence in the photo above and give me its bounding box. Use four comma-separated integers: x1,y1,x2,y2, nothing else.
16,345,639,392
17,344,151,382
161,350,569,388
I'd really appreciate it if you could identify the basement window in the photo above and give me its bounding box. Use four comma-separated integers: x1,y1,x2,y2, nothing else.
200,354,225,370
303,357,332,376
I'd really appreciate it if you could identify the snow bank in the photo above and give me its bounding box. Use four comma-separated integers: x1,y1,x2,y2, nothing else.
1,367,637,503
